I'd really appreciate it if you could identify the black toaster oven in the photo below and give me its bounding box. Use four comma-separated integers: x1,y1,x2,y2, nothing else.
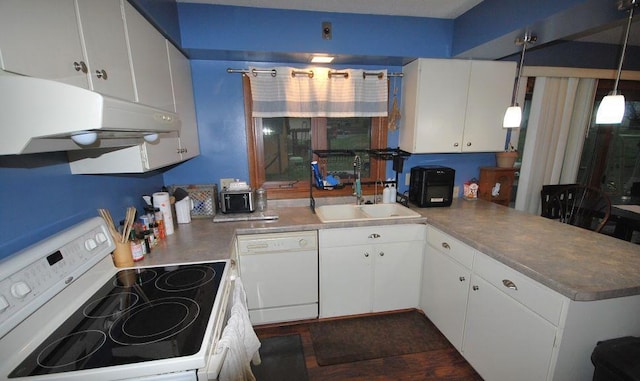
409,165,455,207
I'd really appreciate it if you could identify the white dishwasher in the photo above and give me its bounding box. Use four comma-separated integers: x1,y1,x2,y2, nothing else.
237,230,318,325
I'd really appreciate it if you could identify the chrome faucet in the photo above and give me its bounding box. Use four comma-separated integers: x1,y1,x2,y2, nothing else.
353,155,363,205
374,179,384,204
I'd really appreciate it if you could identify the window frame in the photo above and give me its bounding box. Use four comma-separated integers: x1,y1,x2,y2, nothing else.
243,75,388,199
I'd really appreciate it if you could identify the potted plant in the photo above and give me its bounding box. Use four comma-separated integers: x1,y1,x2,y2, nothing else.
496,144,518,168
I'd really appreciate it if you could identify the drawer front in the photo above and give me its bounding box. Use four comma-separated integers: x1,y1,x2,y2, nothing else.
426,226,475,269
320,224,425,248
473,253,565,326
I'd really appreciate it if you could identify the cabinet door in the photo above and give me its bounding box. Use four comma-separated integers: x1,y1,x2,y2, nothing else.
462,61,515,152
372,240,423,312
463,275,557,381
421,247,471,351
167,41,200,160
76,0,135,100
400,59,469,153
0,0,88,88
123,1,173,111
319,245,372,318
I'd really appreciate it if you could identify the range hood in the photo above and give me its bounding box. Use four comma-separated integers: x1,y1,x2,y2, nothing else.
0,75,181,155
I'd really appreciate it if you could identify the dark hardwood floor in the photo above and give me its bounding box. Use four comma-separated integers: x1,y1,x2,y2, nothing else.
253,310,483,381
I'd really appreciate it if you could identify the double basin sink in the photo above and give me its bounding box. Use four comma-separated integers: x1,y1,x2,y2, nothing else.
315,203,421,223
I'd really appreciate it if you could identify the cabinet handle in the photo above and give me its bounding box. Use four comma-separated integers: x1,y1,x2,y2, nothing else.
502,279,518,290
472,285,479,291
453,142,459,147
368,233,380,239
379,251,384,257
73,61,88,73
441,242,451,250
459,276,466,282
364,252,370,257
95,69,108,80
466,142,472,147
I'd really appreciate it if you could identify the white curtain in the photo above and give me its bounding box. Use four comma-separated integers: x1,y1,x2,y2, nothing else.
515,77,597,215
247,66,388,117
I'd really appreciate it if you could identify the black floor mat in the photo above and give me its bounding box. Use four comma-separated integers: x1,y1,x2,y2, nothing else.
251,334,309,381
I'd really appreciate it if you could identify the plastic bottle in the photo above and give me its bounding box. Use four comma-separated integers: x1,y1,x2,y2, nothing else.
383,185,392,203
389,182,397,203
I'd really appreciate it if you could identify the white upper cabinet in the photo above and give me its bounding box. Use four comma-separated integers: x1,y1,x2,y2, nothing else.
400,58,516,153
123,1,174,111
167,41,200,160
0,0,88,88
0,0,135,100
76,0,135,100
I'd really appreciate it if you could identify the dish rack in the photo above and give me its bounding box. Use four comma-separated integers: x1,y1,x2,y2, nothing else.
309,147,411,211
169,184,218,218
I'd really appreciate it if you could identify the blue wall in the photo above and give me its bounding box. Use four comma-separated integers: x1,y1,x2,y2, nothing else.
0,154,164,258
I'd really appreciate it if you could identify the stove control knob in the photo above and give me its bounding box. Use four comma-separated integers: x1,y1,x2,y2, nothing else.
11,281,31,299
0,296,9,312
95,232,108,244
298,239,307,248
85,239,98,251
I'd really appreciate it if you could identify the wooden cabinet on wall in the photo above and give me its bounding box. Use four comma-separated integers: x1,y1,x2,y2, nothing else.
319,225,425,318
0,0,135,100
400,58,516,153
478,167,517,206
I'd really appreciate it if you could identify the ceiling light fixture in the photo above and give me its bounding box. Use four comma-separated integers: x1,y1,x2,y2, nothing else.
595,0,638,124
503,33,536,128
310,55,334,64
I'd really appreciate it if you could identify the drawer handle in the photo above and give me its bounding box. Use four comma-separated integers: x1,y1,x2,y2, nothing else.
441,242,451,250
364,252,370,257
502,279,518,290
368,233,381,239
96,69,108,80
379,251,384,257
459,276,466,282
472,285,479,291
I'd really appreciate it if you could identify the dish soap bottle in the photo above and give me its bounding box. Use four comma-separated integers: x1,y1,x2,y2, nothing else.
383,184,392,203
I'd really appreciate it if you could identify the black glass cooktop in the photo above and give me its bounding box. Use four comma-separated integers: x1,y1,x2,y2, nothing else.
10,261,226,378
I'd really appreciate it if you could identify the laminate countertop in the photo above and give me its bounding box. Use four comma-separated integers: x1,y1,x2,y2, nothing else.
133,198,640,302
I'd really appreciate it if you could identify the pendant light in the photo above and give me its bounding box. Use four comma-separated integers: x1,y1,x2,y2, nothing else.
595,0,638,125
503,33,536,128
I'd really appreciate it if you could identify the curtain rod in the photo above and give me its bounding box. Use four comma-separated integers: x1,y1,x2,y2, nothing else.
226,68,403,78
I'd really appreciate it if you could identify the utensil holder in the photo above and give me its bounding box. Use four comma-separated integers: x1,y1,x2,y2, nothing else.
112,240,134,268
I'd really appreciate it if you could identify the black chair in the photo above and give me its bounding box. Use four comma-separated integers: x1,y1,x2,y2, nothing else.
540,184,579,219
547,185,612,233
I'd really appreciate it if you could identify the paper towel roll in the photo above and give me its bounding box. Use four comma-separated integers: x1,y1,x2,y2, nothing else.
153,192,174,235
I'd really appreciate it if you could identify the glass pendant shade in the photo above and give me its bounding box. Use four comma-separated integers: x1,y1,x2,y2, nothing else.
503,105,522,128
595,93,625,124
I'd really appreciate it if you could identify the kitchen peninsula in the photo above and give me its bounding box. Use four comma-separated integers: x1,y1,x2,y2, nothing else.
135,199,640,381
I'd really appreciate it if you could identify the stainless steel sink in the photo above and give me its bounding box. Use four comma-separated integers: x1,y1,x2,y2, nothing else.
315,203,421,223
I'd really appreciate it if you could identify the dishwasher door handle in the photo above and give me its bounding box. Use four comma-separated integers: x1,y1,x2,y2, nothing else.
246,243,269,250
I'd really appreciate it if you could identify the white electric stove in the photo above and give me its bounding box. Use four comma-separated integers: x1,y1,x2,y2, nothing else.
0,217,232,381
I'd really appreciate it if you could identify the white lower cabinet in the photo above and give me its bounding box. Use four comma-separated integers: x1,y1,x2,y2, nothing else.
422,226,565,381
463,274,557,381
319,224,425,318
421,231,473,351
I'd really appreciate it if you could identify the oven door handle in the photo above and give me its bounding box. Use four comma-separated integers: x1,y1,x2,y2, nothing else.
204,345,229,380
201,273,234,380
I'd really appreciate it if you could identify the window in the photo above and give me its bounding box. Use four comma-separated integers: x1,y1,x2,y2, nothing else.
243,76,388,199
577,79,640,197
